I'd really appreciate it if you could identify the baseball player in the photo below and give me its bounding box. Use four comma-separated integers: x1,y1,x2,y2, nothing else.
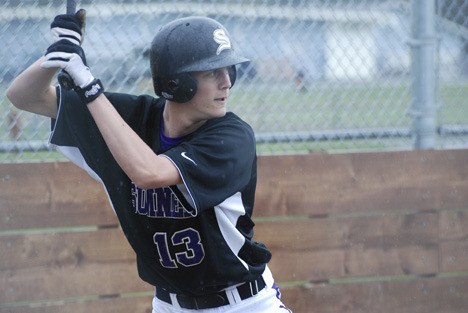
7,9,292,313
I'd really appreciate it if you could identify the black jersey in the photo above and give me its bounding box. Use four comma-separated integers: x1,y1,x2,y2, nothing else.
49,87,272,296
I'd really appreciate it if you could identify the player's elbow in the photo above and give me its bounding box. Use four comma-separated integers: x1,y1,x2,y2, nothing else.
6,84,26,111
122,154,181,189
7,81,58,118
130,165,181,190
7,82,38,112
131,172,170,190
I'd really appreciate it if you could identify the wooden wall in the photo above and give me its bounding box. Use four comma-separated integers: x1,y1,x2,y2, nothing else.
1,149,468,313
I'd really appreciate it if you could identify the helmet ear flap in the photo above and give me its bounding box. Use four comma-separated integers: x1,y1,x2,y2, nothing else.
228,65,237,88
154,73,198,103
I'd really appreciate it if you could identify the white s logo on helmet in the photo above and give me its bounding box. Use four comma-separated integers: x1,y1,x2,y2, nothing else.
213,29,231,55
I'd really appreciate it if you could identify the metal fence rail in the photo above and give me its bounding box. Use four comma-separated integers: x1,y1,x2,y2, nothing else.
5,124,468,153
1,0,467,162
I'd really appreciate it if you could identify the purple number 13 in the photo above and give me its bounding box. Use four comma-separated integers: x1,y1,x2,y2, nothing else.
153,228,205,268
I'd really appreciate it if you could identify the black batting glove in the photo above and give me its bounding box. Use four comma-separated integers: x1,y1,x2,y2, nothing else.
50,9,86,46
42,40,104,103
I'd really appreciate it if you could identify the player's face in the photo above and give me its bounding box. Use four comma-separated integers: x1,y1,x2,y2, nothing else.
188,67,232,119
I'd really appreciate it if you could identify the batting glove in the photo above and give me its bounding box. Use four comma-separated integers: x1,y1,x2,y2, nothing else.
50,9,86,46
42,40,104,103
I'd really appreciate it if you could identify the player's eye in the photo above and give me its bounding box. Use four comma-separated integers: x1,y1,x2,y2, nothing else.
196,68,227,81
206,70,217,78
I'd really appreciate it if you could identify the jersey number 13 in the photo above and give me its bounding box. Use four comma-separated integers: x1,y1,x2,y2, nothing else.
153,228,205,268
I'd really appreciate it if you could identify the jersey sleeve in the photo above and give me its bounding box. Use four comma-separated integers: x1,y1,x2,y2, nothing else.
49,86,159,179
162,115,257,212
49,86,110,176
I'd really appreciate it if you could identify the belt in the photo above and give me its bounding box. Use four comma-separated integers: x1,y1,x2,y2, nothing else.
155,276,266,310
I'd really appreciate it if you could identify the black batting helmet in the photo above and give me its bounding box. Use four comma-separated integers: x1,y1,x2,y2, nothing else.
150,16,250,103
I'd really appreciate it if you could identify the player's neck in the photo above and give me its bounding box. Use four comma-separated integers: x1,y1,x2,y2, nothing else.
163,101,206,138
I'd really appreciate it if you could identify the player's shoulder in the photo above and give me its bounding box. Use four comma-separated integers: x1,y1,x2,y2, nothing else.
226,112,254,137
203,112,253,133
103,92,165,120
195,112,255,144
105,92,163,108
216,112,252,130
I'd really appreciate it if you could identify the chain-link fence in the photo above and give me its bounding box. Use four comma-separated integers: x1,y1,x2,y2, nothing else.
1,0,467,162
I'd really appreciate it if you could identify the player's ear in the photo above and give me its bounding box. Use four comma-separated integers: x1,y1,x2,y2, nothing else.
154,73,197,103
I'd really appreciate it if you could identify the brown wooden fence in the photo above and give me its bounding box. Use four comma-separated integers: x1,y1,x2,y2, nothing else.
1,149,468,313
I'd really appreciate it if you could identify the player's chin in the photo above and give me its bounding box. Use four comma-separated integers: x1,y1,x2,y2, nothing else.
212,100,227,116
212,107,227,118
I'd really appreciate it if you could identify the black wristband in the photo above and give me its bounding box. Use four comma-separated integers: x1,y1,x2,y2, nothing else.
75,79,104,103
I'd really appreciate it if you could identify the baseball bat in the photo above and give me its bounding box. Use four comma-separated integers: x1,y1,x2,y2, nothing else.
66,0,77,14
57,0,78,90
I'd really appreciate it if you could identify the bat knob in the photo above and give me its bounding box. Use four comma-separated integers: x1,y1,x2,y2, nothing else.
58,71,75,90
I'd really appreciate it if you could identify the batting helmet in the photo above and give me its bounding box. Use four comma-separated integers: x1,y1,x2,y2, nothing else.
150,16,250,103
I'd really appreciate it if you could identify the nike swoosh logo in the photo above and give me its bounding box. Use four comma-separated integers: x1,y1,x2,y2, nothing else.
181,152,197,165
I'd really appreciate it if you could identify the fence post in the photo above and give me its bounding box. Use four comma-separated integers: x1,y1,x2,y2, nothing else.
409,0,437,149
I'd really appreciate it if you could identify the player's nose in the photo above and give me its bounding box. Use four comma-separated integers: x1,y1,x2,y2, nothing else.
218,67,232,89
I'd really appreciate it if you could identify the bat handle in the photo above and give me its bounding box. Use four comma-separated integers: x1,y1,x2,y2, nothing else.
66,0,77,14
59,0,78,90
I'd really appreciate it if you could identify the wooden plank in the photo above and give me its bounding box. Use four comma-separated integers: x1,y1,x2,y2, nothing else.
281,276,468,313
0,228,151,303
440,239,468,273
255,212,439,281
3,277,468,313
255,149,468,217
1,228,135,271
439,210,468,241
1,263,152,304
1,212,440,302
0,162,117,230
440,210,468,272
2,149,467,230
0,296,153,313
269,245,439,283
0,150,468,230
1,150,467,311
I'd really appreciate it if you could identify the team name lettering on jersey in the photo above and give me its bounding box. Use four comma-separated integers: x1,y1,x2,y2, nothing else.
131,183,192,218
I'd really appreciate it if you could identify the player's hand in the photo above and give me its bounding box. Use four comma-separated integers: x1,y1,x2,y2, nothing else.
41,40,94,88
42,40,104,103
50,9,87,46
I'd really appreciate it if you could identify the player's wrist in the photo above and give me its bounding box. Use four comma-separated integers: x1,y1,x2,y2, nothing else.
74,78,104,103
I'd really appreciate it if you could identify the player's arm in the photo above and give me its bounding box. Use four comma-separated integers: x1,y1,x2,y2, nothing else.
40,32,181,188
6,58,59,119
87,95,182,189
7,10,86,119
